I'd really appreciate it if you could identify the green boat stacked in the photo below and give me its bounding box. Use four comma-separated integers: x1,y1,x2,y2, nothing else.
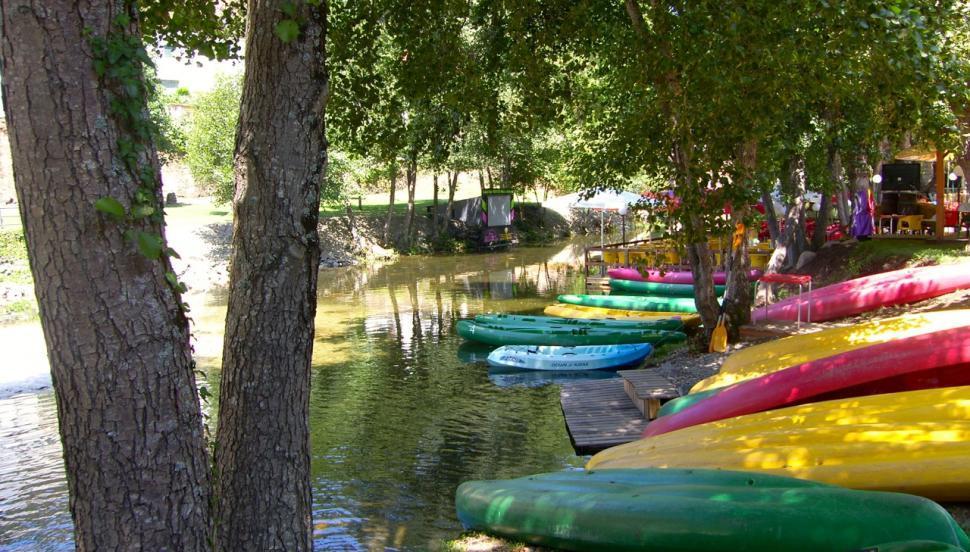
456,320,686,347
557,293,705,313
609,278,726,297
455,468,970,552
474,313,685,332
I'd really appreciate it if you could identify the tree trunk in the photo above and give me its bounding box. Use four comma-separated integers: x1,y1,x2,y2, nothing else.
478,169,486,194
760,191,780,243
431,172,439,239
213,1,327,550
384,168,398,246
811,192,831,249
835,181,851,233
444,170,458,235
686,238,719,339
0,2,211,549
404,156,418,249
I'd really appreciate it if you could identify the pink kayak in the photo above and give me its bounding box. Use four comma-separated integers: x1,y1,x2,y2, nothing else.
753,263,970,322
608,268,762,285
643,325,970,437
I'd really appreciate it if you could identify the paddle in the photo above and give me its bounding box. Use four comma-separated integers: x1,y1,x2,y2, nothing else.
709,223,745,353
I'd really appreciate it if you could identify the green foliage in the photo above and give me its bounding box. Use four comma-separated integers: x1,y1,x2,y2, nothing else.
140,0,246,60
0,230,28,263
185,74,242,204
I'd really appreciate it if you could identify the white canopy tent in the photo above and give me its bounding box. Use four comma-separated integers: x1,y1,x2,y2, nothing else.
571,190,643,249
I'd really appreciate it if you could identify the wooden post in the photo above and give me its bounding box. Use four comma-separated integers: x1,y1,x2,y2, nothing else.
936,150,945,239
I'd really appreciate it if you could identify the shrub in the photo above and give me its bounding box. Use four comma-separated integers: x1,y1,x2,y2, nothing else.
185,74,241,204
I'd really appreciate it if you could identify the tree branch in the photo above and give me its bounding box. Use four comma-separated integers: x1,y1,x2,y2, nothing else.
624,0,649,43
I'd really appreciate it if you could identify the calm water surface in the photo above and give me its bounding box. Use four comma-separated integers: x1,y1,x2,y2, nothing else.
0,242,600,550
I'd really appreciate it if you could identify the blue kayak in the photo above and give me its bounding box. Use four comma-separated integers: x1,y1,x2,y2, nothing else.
486,344,653,371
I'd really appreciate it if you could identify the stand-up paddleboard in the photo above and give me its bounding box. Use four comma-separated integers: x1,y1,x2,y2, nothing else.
588,386,970,501
754,263,970,323
486,343,653,371
456,468,970,552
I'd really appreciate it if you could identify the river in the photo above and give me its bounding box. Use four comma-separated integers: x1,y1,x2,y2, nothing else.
0,241,600,550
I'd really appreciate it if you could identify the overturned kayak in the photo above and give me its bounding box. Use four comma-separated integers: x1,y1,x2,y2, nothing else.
647,325,970,436
753,263,970,323
557,294,703,314
609,267,762,284
475,313,684,332
456,320,686,347
456,468,970,552
587,386,970,501
609,278,726,297
691,309,970,393
487,344,653,371
544,303,699,323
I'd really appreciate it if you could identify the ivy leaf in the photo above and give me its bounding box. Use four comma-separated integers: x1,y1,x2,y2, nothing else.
135,231,163,260
94,197,126,219
275,19,300,43
131,204,156,219
165,271,179,287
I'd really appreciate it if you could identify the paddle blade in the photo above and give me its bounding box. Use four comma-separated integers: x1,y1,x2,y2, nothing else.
709,316,727,353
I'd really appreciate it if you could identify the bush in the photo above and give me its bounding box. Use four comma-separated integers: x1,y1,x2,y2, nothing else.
0,229,28,263
185,74,241,204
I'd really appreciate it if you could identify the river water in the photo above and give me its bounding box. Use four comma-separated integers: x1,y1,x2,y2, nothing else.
0,242,599,551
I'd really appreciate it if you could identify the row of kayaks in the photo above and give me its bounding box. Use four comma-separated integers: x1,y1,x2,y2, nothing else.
455,263,970,550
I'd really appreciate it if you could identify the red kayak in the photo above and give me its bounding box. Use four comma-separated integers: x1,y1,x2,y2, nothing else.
754,263,970,322
643,325,970,437
608,268,762,285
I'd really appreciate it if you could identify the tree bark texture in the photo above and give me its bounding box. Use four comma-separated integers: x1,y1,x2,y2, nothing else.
383,169,397,246
760,191,780,243
0,2,211,549
213,1,327,550
443,170,458,234
431,172,439,238
403,157,417,248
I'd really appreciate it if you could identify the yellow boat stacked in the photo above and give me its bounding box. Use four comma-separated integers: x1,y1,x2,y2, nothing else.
587,386,970,501
545,303,702,328
691,309,970,393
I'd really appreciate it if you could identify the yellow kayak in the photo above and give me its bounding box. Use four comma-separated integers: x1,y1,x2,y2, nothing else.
692,309,970,393
586,386,970,501
544,304,701,328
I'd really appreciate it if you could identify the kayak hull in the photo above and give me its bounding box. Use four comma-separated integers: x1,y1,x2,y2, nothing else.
587,386,970,501
486,344,653,371
692,310,970,393
544,304,701,327
753,263,970,322
557,294,701,314
608,267,762,284
456,468,970,552
456,320,686,347
474,313,684,331
609,278,725,297
646,326,970,436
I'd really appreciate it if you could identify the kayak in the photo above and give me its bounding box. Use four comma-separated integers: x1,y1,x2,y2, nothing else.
587,386,970,500
557,294,703,314
486,344,653,371
543,304,701,327
456,468,970,552
608,267,763,284
753,263,970,323
474,313,685,331
609,278,726,297
646,325,970,436
692,309,970,393
456,320,686,347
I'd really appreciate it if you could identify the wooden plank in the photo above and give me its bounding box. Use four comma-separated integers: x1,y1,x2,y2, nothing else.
560,378,648,454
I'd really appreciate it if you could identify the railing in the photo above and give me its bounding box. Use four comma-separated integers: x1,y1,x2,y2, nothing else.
0,205,21,230
584,237,688,277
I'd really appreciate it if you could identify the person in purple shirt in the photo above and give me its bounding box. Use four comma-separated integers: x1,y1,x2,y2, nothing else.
852,187,874,239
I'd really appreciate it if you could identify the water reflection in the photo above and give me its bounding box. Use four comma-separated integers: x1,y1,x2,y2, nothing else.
0,242,591,551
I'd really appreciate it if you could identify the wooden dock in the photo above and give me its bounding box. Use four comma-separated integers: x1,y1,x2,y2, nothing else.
560,369,680,455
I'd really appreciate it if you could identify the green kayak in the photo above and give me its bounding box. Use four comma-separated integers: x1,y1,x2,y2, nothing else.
610,278,726,297
474,313,685,332
456,320,686,347
558,293,706,314
455,468,970,552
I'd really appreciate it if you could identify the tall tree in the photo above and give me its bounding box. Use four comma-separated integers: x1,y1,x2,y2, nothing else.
212,0,328,549
0,1,211,548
